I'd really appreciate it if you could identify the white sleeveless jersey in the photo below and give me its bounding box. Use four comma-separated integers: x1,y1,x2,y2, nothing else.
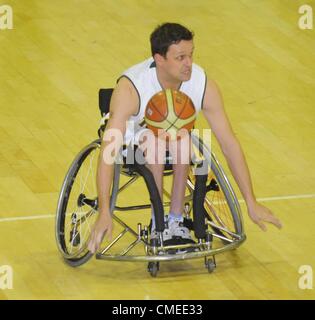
120,57,207,144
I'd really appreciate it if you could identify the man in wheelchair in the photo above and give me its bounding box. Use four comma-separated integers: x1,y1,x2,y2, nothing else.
88,22,282,254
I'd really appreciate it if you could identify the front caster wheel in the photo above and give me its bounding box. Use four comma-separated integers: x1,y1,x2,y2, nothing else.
148,262,160,277
205,257,216,273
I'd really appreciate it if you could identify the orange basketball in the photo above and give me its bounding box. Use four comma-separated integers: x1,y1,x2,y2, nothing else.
144,89,196,140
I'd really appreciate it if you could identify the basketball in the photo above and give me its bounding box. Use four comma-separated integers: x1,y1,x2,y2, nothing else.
144,89,196,140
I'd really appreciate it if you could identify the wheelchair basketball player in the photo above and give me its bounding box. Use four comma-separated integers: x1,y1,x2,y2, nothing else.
88,22,282,254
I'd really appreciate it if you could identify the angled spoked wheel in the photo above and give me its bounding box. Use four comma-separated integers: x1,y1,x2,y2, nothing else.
55,133,246,274
189,134,244,245
55,140,101,267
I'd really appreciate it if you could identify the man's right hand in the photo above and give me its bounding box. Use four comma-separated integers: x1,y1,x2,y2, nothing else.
87,214,113,254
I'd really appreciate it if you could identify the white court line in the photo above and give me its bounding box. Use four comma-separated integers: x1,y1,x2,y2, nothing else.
0,193,314,223
0,214,55,222
239,193,315,203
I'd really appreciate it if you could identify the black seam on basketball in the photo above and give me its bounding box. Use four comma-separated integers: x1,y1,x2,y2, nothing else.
176,94,190,119
166,116,195,133
165,94,194,132
149,96,168,121
167,93,190,129
173,93,195,122
165,117,181,131
165,91,180,131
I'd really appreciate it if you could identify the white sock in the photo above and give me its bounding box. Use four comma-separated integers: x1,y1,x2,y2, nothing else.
168,212,183,222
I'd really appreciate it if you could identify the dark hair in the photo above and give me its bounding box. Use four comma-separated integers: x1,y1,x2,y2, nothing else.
150,23,194,57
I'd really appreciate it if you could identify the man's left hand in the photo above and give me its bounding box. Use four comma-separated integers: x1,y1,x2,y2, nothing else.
247,201,283,231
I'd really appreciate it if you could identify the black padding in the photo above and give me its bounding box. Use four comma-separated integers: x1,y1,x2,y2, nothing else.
192,166,208,239
132,146,164,232
99,88,114,116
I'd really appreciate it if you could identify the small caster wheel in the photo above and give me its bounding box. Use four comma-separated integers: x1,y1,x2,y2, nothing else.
205,258,216,273
148,262,159,277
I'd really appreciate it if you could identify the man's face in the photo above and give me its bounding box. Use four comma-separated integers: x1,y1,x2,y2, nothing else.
157,40,194,82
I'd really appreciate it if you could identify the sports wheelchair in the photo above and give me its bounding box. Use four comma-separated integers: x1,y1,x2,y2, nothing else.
55,88,246,277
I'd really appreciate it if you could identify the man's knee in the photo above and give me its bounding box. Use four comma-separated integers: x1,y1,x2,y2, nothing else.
138,131,167,165
169,132,192,165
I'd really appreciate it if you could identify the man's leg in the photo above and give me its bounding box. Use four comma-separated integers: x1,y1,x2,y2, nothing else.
137,130,167,229
170,163,190,214
167,132,194,242
168,131,191,216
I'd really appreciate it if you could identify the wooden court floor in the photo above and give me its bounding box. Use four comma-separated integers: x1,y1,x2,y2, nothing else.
0,0,314,299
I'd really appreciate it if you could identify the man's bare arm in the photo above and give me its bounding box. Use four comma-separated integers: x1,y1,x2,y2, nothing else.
88,77,139,253
202,79,282,231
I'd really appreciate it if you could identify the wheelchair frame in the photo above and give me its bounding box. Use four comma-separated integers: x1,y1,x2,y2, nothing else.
55,89,246,277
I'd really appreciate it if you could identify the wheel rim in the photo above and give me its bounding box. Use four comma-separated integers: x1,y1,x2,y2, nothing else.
56,142,100,259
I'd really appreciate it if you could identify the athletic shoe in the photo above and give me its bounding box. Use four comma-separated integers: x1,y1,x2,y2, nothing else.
149,215,172,244
168,217,193,242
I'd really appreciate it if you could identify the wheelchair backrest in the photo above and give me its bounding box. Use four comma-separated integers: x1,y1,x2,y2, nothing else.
99,88,114,116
